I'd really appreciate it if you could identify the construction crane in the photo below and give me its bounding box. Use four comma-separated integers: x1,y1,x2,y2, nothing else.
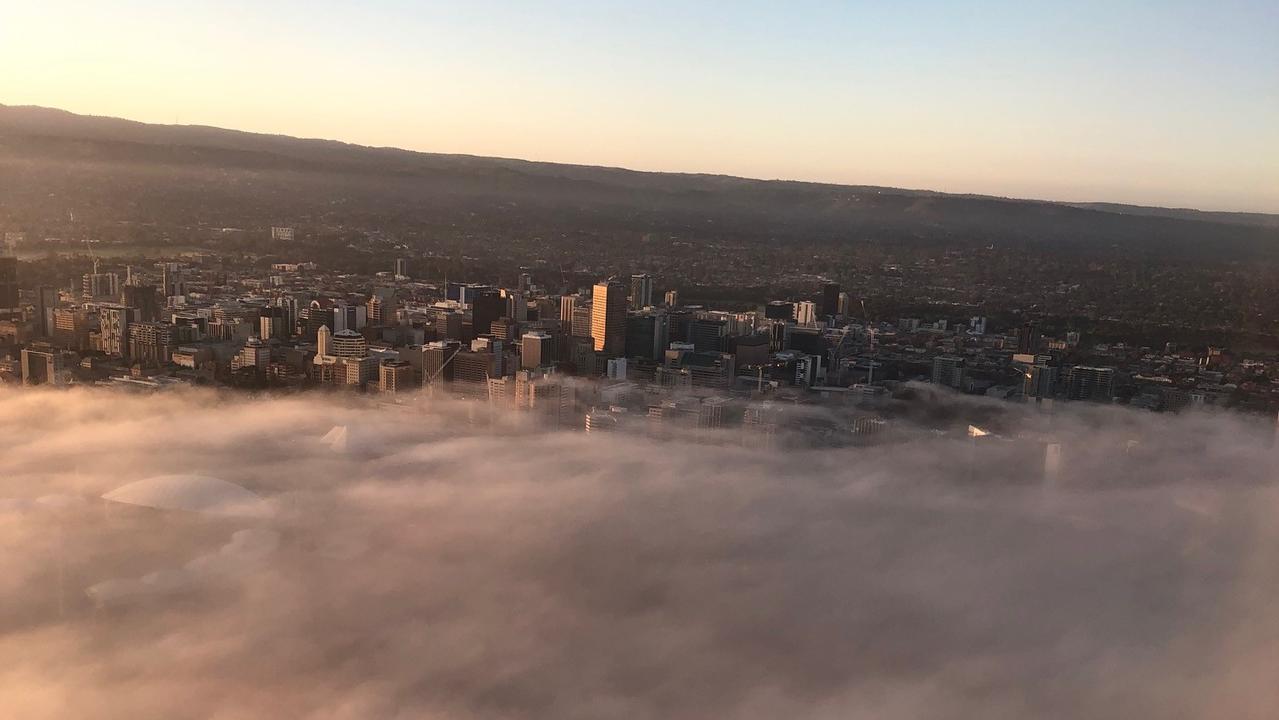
423,344,462,387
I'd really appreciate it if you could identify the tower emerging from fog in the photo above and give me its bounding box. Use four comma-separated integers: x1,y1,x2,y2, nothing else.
591,280,627,356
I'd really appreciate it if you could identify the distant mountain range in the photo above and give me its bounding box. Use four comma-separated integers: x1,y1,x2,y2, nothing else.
1,104,1275,254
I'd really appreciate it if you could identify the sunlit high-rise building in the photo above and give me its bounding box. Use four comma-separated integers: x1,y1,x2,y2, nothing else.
590,279,627,356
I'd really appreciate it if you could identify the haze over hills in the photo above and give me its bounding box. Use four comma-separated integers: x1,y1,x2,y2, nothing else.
0,104,1276,258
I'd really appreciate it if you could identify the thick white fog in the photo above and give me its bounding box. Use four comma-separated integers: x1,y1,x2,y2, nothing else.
2,387,1278,719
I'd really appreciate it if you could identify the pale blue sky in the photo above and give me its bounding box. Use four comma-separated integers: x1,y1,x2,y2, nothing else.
2,1,1277,211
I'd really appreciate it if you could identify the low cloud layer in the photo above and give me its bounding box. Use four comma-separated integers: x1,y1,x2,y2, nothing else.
2,387,1278,719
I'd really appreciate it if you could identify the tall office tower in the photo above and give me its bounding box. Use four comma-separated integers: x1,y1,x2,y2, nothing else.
590,280,628,355
1065,365,1116,402
316,324,332,357
98,304,137,359
35,286,58,337
521,330,554,369
571,304,593,338
664,308,692,343
664,289,679,307
237,337,270,374
931,355,966,389
836,291,852,318
394,258,409,278
821,281,841,317
630,273,654,310
560,294,579,325
471,288,504,336
128,321,176,367
122,285,160,322
330,329,368,359
0,255,18,320
688,317,728,353
273,295,301,335
518,272,533,293
795,301,819,327
503,289,528,321
422,340,461,385
20,345,65,386
1017,321,1041,354
625,311,669,361
332,302,367,333
379,359,415,392
764,300,796,321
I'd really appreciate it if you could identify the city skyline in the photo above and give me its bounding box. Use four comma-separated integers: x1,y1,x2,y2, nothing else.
3,1,1277,213
7,4,1279,717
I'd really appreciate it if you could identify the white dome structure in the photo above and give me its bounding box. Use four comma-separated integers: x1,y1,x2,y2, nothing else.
102,475,271,518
